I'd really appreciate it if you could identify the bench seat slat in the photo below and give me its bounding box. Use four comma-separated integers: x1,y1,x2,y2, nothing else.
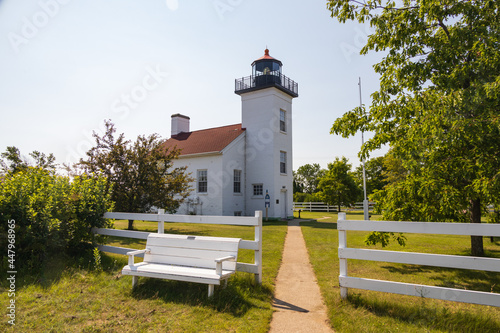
122,263,231,285
144,254,236,271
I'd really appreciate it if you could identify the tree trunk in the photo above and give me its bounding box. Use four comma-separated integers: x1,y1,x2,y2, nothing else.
470,199,484,257
128,219,134,230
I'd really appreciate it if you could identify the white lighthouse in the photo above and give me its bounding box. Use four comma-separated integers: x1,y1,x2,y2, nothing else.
235,49,298,219
165,49,298,219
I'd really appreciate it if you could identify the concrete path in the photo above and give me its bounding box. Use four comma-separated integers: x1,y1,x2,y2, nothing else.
269,220,334,333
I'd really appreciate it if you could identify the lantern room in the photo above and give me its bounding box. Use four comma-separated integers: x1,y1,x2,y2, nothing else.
235,48,298,98
252,49,283,77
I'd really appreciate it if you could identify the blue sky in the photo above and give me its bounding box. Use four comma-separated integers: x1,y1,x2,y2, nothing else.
0,0,388,171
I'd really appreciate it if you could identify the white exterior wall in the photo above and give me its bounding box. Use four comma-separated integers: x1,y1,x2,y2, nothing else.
220,133,246,216
172,132,246,216
172,154,223,216
241,87,294,219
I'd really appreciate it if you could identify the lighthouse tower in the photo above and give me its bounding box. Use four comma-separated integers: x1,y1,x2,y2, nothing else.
235,49,299,219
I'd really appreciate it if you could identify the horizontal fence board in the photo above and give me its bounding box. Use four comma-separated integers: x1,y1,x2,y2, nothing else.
93,228,150,239
95,228,260,251
104,212,259,226
98,245,144,257
236,262,259,274
339,248,500,272
339,276,500,307
293,202,375,212
338,220,500,236
239,240,259,251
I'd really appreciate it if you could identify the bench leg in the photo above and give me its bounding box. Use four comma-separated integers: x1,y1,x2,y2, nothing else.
208,284,214,297
224,279,228,289
132,276,138,288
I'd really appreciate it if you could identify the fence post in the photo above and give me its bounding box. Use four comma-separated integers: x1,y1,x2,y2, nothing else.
255,210,263,284
158,209,164,234
338,212,348,299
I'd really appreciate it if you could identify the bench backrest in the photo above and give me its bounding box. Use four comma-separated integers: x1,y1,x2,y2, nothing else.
144,234,241,271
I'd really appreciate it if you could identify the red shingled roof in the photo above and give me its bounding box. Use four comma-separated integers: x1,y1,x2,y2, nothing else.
163,124,245,156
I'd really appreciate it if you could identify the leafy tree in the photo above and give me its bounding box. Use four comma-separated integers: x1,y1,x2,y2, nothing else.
1,146,56,175
328,0,500,256
353,156,388,200
295,163,325,194
0,167,113,270
318,157,361,212
379,149,407,186
293,170,304,195
80,121,192,230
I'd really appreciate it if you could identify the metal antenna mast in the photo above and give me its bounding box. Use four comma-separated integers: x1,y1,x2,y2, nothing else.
359,77,369,220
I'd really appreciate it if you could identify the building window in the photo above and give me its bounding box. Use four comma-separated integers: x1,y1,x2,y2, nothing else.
197,170,207,193
280,151,287,174
234,211,242,216
253,184,263,196
233,170,241,193
280,109,286,132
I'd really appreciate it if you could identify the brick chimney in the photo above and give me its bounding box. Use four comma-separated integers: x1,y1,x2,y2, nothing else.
171,114,190,137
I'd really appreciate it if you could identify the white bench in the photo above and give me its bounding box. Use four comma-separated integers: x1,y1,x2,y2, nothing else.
122,233,241,297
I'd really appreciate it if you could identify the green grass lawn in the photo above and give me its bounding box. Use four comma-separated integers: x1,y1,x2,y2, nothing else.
0,220,288,332
298,211,500,332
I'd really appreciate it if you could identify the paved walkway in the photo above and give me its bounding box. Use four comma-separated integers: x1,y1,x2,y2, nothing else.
269,220,334,333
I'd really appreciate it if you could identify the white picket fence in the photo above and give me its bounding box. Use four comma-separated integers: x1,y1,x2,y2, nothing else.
337,213,500,307
93,210,263,283
293,201,375,212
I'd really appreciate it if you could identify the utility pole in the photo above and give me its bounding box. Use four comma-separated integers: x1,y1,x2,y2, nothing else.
359,77,369,221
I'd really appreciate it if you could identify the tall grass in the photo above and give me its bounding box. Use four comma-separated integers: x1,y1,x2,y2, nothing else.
299,211,500,332
0,220,288,332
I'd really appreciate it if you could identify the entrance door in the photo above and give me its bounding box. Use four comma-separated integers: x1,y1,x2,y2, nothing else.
281,190,287,219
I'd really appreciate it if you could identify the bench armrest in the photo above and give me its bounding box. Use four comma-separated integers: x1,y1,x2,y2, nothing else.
215,256,235,275
127,249,150,266
214,256,236,263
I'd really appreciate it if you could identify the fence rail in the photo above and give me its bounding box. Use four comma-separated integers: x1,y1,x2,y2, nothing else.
94,210,263,283
293,202,375,212
337,213,500,307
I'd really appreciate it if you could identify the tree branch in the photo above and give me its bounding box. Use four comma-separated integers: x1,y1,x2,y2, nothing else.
438,19,451,40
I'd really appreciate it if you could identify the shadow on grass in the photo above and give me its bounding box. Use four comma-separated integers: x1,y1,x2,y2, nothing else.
1,249,128,290
381,264,500,293
130,274,272,316
263,221,289,227
300,221,338,230
347,292,500,332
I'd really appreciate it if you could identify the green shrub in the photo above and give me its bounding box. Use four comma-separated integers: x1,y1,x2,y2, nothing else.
0,168,113,271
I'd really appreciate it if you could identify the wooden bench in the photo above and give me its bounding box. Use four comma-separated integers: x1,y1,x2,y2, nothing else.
122,233,241,297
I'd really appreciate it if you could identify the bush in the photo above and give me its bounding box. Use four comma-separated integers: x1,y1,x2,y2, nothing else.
293,192,308,202
293,192,323,202
0,168,113,270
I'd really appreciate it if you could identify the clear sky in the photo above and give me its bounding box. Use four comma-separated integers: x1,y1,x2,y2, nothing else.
0,0,388,172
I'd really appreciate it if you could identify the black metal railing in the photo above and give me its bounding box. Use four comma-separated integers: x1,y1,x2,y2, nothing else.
235,73,298,97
